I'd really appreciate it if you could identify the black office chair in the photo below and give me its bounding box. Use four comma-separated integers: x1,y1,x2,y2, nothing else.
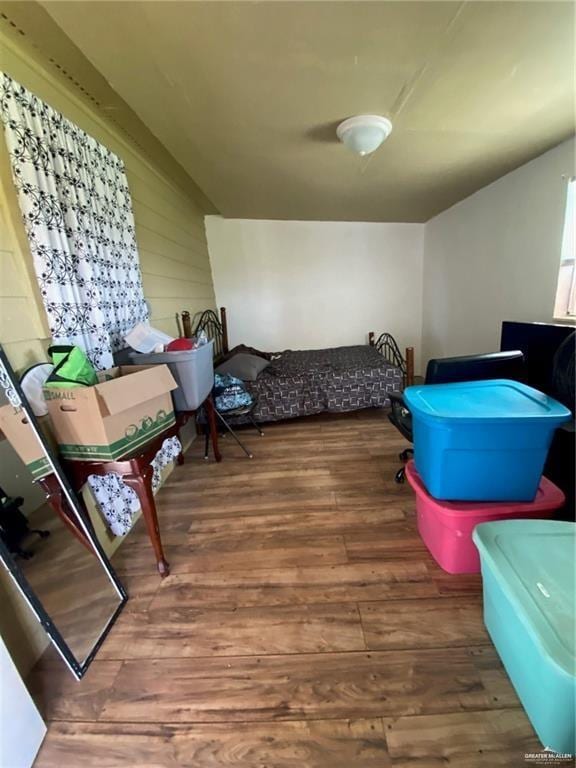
389,350,525,483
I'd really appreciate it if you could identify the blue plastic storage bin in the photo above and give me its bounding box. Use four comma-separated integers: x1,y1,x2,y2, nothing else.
403,379,571,501
473,520,575,754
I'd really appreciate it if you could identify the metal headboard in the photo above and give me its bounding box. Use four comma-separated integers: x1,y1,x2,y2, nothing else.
374,332,407,377
192,308,228,362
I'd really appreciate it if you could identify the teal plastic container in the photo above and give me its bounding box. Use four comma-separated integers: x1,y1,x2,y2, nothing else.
404,379,571,501
473,520,575,753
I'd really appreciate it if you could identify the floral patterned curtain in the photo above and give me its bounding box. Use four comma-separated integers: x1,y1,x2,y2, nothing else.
0,73,148,369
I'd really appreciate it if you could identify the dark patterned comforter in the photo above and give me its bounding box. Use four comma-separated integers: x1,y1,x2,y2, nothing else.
244,345,402,423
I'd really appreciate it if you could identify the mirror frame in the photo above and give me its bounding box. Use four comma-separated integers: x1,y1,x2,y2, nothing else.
0,345,127,679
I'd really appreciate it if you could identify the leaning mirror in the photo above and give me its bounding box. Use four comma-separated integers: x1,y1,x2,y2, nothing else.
0,345,126,679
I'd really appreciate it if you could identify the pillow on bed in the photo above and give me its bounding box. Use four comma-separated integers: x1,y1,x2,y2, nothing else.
219,344,272,363
216,353,270,382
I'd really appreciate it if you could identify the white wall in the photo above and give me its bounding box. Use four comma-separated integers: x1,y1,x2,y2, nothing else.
205,217,424,369
206,139,573,374
0,634,46,768
422,138,575,362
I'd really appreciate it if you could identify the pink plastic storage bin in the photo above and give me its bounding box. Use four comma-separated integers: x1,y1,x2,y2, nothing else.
405,461,565,574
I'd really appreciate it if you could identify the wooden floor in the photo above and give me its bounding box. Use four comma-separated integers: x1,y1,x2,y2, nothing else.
22,504,122,664
30,410,544,767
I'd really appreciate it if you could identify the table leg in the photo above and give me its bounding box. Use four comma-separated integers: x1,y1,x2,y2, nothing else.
127,475,170,578
205,396,222,463
38,476,96,556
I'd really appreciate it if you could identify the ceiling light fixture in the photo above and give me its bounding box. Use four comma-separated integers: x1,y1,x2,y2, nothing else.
336,115,393,156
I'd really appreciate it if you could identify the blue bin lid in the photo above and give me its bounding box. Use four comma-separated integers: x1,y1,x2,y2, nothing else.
404,379,572,424
473,520,575,677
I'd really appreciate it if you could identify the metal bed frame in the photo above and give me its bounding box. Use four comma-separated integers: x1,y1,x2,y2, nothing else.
187,306,415,387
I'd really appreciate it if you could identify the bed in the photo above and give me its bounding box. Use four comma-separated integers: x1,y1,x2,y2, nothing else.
191,307,414,424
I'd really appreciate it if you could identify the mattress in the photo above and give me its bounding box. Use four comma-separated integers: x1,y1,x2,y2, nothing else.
244,345,403,423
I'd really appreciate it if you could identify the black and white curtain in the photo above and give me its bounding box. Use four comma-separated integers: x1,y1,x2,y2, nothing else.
0,73,148,369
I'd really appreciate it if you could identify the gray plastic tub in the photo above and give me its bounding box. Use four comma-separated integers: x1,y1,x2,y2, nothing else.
129,340,214,411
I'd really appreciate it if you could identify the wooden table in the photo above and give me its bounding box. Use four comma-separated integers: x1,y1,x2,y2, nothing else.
41,396,221,578
179,396,222,464
37,473,97,556
63,422,184,578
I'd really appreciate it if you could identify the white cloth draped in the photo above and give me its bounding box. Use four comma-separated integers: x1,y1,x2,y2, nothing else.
87,437,182,537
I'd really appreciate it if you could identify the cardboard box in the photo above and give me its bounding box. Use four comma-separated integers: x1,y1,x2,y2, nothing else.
44,365,177,461
0,405,54,480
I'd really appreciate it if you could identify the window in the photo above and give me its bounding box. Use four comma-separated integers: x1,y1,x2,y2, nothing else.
554,178,576,319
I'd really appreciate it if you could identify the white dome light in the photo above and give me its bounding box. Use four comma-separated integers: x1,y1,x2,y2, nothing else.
336,115,393,156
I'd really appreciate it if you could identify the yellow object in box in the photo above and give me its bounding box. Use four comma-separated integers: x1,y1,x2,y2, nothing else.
44,365,178,461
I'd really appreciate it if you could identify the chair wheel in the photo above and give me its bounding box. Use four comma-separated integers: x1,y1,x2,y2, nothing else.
395,468,406,484
399,449,411,462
